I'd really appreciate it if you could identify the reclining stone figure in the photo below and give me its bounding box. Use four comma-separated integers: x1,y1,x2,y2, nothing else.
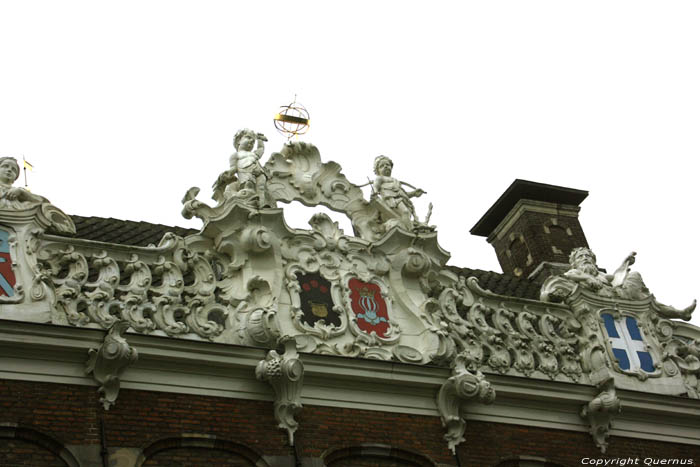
541,247,695,320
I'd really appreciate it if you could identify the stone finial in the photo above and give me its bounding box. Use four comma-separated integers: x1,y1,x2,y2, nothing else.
581,378,621,453
255,338,304,445
436,353,495,453
85,321,138,410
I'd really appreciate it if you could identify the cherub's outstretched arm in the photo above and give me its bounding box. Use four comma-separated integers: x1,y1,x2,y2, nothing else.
399,180,426,198
254,133,267,158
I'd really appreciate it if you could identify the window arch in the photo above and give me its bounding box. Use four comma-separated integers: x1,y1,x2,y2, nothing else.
0,424,80,467
137,434,269,467
493,456,569,467
323,444,436,467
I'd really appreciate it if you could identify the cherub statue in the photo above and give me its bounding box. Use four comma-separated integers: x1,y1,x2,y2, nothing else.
212,129,270,208
370,155,429,232
0,157,75,234
541,247,696,320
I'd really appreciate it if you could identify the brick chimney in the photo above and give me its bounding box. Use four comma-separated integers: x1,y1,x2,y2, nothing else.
470,179,589,280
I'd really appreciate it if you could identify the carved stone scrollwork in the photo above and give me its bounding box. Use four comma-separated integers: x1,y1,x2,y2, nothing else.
85,321,138,410
436,353,495,454
43,245,90,326
580,379,621,453
246,307,280,345
662,337,700,397
83,251,121,328
255,338,304,445
308,213,345,249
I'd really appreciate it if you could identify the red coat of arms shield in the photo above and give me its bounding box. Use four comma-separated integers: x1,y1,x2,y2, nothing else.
348,278,389,338
0,229,16,297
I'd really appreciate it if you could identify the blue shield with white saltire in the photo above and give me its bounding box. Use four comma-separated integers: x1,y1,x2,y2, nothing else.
601,313,654,373
0,229,16,297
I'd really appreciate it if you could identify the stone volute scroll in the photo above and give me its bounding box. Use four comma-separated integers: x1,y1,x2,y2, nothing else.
255,337,304,446
85,321,138,410
436,352,495,453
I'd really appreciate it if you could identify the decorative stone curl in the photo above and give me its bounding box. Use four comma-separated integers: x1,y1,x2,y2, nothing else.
255,338,304,445
436,352,495,454
581,378,621,453
85,321,138,410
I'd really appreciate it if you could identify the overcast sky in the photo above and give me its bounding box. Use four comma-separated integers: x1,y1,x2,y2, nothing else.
2,1,699,327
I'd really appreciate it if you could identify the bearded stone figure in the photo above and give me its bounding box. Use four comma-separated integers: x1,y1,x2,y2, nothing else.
541,247,695,320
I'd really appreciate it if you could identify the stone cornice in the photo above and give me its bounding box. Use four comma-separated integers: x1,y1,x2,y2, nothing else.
1,320,698,447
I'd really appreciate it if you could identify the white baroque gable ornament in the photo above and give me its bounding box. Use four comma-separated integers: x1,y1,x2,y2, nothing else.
175,130,450,363
2,131,699,454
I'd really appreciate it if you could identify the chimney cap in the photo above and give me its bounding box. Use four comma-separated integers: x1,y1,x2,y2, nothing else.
470,179,588,237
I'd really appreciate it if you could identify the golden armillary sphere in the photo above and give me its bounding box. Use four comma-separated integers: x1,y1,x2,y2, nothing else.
273,97,310,140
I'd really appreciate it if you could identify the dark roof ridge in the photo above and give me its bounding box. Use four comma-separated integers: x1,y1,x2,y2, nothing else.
65,214,198,247
59,215,541,301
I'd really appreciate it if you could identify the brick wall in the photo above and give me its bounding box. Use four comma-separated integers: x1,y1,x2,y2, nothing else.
0,438,66,466
1,379,698,466
492,209,589,277
458,421,700,466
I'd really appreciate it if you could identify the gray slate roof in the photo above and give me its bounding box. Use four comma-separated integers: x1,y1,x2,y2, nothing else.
446,265,541,301
69,215,197,247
